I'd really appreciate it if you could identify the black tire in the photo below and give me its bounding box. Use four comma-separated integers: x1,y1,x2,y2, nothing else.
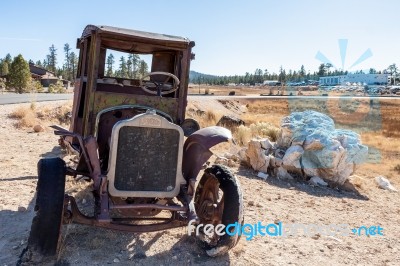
26,158,66,260
195,164,244,257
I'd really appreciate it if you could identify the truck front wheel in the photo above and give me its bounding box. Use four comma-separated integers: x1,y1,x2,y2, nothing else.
24,158,66,263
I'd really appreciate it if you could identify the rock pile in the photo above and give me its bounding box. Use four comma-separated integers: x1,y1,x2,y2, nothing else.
241,110,368,186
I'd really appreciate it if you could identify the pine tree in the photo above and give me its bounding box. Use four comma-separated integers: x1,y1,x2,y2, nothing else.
317,64,326,77
0,60,9,76
138,60,148,78
47,44,57,73
119,56,128,78
131,54,139,78
6,54,31,93
299,65,306,80
127,54,133,78
64,43,71,81
69,52,78,79
106,53,114,77
278,66,286,83
4,54,12,66
0,54,12,76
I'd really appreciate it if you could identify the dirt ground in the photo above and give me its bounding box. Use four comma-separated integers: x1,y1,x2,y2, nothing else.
0,100,399,266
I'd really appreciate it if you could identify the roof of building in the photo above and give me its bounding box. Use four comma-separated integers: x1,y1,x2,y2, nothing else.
29,63,55,76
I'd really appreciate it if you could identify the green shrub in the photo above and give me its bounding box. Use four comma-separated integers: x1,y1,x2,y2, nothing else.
48,81,65,93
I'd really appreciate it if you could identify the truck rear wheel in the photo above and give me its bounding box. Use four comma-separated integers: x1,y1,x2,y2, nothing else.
194,164,244,257
25,158,66,262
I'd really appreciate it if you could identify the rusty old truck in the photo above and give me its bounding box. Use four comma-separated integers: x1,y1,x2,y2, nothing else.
24,25,244,262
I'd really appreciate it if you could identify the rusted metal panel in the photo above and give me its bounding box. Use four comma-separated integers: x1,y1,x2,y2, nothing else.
177,43,194,123
81,25,191,46
88,91,179,135
84,32,100,136
66,196,187,233
182,126,232,180
70,38,88,136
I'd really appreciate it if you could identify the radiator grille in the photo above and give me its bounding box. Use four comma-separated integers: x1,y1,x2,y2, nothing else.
114,126,180,192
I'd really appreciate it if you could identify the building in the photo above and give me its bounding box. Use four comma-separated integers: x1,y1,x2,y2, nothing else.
319,74,389,86
29,63,70,87
263,80,281,86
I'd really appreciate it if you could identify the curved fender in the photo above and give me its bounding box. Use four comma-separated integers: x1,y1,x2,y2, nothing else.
182,126,232,181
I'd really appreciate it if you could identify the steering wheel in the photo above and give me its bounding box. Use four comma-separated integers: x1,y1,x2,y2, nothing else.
139,71,180,96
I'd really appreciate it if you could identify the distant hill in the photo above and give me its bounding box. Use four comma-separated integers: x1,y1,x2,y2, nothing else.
189,70,218,83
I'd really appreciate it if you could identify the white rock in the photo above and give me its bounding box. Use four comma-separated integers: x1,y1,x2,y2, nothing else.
268,155,276,167
238,148,248,162
326,236,343,242
309,176,328,186
113,258,120,263
245,140,270,172
375,176,398,192
277,111,368,186
282,145,303,169
257,172,269,180
276,166,293,180
260,138,273,150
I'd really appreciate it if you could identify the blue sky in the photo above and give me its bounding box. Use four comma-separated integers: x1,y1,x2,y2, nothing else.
1,0,399,75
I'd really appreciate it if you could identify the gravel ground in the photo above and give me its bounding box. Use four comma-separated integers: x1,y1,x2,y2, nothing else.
0,100,399,266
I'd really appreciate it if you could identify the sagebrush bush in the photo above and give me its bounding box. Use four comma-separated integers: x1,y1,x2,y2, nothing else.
235,125,251,145
233,122,280,146
9,106,30,119
9,106,38,128
48,81,65,93
15,111,37,128
205,110,216,122
249,122,280,142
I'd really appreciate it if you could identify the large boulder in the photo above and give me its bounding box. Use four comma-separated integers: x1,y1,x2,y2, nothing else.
277,111,368,185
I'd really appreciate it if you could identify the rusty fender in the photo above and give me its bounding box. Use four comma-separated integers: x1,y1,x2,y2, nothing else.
182,126,232,181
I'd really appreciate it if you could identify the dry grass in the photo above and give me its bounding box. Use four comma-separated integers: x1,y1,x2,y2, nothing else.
188,85,288,96
378,99,400,138
15,111,38,128
9,106,32,119
9,106,38,128
36,101,72,124
9,101,73,129
187,109,223,128
235,125,252,145
361,132,400,153
241,113,282,127
234,122,280,146
249,122,280,141
235,97,400,179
